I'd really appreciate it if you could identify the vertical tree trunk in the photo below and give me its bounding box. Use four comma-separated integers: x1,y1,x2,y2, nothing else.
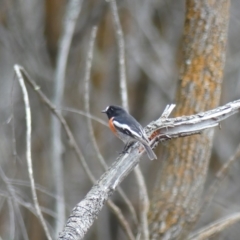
148,0,230,239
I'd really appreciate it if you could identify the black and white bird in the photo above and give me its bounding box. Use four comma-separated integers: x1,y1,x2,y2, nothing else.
102,105,157,160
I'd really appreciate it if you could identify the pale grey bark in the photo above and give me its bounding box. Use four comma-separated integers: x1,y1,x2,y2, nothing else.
59,99,240,240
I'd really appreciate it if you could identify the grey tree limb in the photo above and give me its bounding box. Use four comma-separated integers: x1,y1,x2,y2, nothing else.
59,99,240,240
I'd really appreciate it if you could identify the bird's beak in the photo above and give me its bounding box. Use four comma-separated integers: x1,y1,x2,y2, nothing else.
101,109,106,113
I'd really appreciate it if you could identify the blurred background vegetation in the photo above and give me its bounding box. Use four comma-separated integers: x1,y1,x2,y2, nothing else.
0,0,240,239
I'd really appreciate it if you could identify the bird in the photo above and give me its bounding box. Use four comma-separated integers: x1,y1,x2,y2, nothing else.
102,105,157,160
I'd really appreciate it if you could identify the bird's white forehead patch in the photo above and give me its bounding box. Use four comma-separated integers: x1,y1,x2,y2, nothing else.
105,106,110,112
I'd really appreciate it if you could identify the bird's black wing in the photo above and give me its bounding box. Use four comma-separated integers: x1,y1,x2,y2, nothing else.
113,114,147,141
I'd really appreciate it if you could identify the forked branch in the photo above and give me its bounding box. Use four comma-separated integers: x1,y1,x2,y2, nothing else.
59,99,240,239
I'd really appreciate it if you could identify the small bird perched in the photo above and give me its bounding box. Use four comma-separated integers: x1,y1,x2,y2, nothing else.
102,105,157,160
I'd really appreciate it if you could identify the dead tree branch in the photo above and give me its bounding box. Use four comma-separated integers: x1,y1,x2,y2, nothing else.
188,212,240,240
14,65,52,240
59,99,240,239
196,142,240,225
15,65,135,240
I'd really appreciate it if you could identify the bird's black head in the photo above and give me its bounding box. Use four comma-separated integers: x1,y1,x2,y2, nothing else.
102,105,126,119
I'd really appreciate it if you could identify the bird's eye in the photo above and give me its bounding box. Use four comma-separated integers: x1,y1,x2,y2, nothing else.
124,129,131,135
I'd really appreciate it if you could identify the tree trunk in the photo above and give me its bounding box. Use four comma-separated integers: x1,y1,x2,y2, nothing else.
148,0,230,239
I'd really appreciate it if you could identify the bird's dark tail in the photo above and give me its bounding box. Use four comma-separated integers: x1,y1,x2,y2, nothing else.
142,142,157,160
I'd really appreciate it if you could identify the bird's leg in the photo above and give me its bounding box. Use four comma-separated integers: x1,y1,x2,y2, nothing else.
121,141,135,154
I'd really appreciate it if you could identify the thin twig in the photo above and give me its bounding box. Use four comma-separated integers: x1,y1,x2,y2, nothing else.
18,65,95,182
0,169,29,240
107,200,135,240
81,25,106,173
134,166,149,239
60,107,108,126
52,0,83,235
110,0,128,110
84,26,106,168
10,179,63,200
0,166,17,240
205,143,240,205
10,79,19,162
59,99,240,240
54,0,83,108
14,65,52,240
0,185,57,220
188,212,240,240
15,204,29,240
16,65,135,240
83,26,138,226
193,142,240,228
11,193,57,219
8,200,15,240
110,0,149,238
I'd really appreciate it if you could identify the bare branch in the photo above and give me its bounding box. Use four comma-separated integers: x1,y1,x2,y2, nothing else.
8,200,15,240
196,142,240,225
84,26,106,169
60,107,108,127
83,26,138,226
110,1,149,237
10,179,63,200
17,65,96,182
110,0,128,110
134,166,149,240
14,65,52,240
59,99,240,239
116,188,138,228
52,0,83,235
10,79,19,162
160,104,176,119
107,200,135,240
2,192,57,219
0,166,18,239
16,65,135,240
54,0,83,106
188,212,240,240
0,181,28,240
